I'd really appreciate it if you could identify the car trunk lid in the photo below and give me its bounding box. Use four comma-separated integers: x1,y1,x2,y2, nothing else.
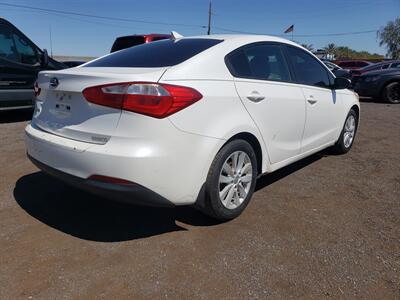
33,67,167,144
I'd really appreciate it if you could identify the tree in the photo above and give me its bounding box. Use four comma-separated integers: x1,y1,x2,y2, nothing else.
301,43,314,51
324,43,337,55
378,18,400,59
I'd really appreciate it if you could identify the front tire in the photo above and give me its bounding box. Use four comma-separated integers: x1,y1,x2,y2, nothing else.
332,109,358,154
202,139,258,220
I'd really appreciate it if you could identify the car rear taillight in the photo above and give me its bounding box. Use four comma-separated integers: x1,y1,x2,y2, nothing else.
82,82,202,118
34,81,41,97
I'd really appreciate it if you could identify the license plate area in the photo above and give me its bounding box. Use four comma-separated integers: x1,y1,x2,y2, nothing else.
49,91,74,118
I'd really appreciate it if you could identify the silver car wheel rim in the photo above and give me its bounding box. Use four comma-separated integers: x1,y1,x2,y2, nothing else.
219,151,253,210
343,115,356,148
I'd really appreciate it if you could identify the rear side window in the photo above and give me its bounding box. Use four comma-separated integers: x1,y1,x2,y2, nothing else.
286,46,331,88
226,44,291,82
87,38,223,68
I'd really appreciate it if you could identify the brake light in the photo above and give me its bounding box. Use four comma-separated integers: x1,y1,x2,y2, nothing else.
82,82,202,118
34,81,41,97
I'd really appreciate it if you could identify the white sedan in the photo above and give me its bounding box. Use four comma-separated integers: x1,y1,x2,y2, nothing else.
25,35,359,220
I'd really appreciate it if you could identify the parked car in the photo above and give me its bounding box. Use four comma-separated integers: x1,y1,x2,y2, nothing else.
110,34,170,52
323,61,351,79
62,61,86,68
354,68,400,103
0,18,66,111
350,60,400,85
26,35,359,220
336,60,373,70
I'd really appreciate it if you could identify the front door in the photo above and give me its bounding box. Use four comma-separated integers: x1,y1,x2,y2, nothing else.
285,46,343,152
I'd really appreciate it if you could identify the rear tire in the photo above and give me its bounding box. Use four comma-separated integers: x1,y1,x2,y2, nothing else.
332,109,358,154
202,139,258,220
382,82,400,104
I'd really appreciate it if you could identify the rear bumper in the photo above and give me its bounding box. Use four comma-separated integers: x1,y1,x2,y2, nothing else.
28,154,174,207
25,118,224,205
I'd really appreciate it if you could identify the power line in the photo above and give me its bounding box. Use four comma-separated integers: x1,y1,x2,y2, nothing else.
1,2,380,38
0,2,207,29
214,26,378,37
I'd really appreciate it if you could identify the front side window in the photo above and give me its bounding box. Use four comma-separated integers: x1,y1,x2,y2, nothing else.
12,33,38,65
286,46,331,88
88,38,223,67
0,24,19,63
226,44,291,82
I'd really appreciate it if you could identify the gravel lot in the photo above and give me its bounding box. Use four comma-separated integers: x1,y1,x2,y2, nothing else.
0,101,399,299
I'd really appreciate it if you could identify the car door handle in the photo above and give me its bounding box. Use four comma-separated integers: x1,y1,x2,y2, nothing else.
307,96,317,105
247,92,265,102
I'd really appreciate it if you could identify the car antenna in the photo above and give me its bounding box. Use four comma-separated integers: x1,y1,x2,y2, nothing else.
171,31,183,40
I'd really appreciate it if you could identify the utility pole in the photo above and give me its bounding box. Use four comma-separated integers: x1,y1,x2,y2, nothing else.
49,25,53,58
207,1,212,35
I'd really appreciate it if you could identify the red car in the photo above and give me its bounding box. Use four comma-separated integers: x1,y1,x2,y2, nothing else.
336,60,373,70
110,34,170,53
350,60,400,86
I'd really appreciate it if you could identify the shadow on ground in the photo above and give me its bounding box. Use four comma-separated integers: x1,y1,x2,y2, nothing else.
359,97,391,105
14,153,325,242
14,172,220,242
255,152,324,191
0,109,33,124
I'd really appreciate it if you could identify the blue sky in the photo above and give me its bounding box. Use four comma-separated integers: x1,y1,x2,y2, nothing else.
1,0,399,57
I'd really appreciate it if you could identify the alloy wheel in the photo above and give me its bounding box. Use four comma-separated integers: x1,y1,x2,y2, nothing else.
344,114,356,148
218,151,253,209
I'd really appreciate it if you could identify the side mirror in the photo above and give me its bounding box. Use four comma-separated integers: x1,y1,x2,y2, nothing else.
333,77,351,90
41,49,49,68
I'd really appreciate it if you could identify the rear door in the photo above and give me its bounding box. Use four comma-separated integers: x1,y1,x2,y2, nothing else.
0,22,40,109
228,42,306,164
285,46,343,152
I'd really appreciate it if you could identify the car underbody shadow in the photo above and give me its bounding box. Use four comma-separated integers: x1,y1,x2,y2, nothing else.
255,152,324,191
359,97,389,104
13,172,220,242
14,152,326,242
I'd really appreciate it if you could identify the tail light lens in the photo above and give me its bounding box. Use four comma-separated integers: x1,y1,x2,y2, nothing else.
34,81,41,97
82,82,202,118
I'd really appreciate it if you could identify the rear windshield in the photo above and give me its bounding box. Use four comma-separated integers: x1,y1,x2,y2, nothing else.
111,36,145,53
85,38,223,68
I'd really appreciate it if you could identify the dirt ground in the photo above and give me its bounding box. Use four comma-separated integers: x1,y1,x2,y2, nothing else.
0,100,399,299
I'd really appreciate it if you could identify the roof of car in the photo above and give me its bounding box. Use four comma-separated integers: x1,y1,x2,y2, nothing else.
178,34,302,49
